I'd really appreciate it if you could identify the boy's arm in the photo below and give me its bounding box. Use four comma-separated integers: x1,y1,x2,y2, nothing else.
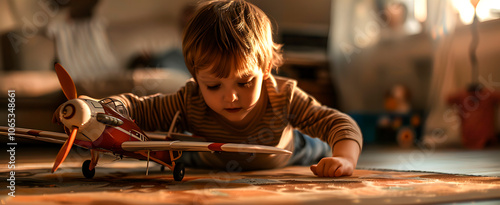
107,84,190,132
288,86,362,177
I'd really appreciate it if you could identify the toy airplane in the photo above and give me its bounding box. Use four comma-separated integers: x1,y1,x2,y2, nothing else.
0,63,291,181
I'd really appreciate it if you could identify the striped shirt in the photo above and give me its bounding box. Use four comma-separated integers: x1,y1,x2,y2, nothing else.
112,75,362,170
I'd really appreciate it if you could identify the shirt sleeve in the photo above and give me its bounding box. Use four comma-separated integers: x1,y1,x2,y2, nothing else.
288,86,363,150
108,85,189,132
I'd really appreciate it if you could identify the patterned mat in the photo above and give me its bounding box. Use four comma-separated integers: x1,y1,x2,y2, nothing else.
2,161,500,205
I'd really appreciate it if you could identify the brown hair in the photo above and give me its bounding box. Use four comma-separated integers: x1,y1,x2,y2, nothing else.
182,0,283,79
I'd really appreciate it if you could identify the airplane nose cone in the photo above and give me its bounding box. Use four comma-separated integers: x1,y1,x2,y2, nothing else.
59,99,92,128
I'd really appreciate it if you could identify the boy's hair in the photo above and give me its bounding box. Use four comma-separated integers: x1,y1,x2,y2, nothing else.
182,0,283,79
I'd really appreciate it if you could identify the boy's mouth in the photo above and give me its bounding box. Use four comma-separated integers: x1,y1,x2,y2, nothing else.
224,108,242,113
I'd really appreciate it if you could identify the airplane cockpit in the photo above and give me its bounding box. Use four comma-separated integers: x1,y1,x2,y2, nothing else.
99,98,131,120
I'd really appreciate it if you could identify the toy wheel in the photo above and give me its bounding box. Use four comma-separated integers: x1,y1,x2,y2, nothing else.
82,160,96,179
173,162,185,181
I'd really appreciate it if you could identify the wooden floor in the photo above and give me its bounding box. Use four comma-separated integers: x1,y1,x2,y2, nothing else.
358,145,500,177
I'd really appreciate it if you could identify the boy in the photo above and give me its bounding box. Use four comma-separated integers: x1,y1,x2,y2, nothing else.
109,0,362,177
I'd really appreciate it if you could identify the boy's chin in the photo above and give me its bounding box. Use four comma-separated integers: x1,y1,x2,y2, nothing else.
220,112,249,123
223,114,246,122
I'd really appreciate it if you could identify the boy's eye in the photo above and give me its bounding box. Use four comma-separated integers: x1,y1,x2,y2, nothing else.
238,82,252,88
238,78,254,88
206,84,221,90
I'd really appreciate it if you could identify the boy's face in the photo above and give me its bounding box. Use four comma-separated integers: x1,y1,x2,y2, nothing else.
197,65,268,124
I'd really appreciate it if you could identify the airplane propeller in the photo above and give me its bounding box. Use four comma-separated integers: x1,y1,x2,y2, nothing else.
52,63,79,173
55,63,77,100
52,127,78,173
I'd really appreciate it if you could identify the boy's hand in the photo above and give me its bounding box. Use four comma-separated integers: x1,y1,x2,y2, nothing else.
310,139,360,177
310,156,355,177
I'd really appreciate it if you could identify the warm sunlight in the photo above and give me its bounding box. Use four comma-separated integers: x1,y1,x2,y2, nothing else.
476,0,500,21
452,0,500,24
414,0,427,22
451,0,475,24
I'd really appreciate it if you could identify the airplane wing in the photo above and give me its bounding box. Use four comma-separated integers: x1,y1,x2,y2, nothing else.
1,126,291,154
0,126,68,144
121,141,292,155
145,132,207,142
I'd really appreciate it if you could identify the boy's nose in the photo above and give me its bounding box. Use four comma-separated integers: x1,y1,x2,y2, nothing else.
223,90,238,103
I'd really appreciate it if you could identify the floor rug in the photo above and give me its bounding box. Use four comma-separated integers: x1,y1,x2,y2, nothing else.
2,160,500,205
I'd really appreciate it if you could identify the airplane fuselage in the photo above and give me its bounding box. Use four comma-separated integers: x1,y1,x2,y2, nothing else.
70,100,174,164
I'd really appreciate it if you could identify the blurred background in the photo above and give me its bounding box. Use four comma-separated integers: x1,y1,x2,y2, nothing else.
0,0,500,151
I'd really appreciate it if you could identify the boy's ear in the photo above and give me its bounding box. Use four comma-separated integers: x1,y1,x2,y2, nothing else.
263,63,272,79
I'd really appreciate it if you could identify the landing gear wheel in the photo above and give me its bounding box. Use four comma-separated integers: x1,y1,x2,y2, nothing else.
82,160,96,179
161,165,165,172
173,162,185,181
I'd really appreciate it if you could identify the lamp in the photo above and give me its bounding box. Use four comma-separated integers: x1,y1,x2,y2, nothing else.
447,0,500,149
468,0,479,91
